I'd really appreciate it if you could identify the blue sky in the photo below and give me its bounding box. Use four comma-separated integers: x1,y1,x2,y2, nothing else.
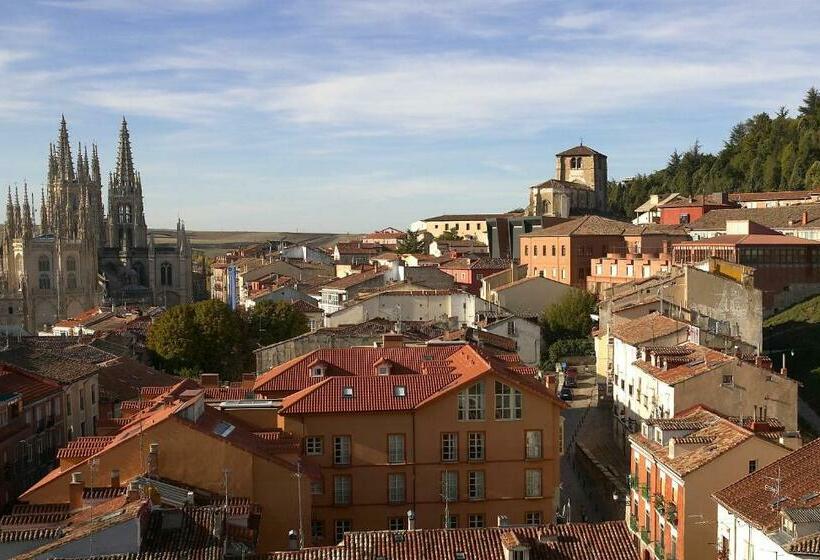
1,0,819,232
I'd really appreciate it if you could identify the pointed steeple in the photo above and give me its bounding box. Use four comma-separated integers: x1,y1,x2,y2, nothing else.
21,183,33,239
5,187,15,238
82,145,92,183
76,142,85,182
57,115,75,182
90,144,101,186
13,187,21,238
114,116,136,191
40,188,48,233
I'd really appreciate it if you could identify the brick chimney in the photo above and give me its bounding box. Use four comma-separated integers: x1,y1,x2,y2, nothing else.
241,373,256,389
382,333,405,348
69,472,84,511
199,373,220,387
110,469,120,488
125,481,140,502
802,211,809,226
147,442,159,476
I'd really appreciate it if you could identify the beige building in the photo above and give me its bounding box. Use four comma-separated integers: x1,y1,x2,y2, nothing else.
479,264,528,301
411,214,514,245
628,406,791,560
527,145,608,217
484,275,575,318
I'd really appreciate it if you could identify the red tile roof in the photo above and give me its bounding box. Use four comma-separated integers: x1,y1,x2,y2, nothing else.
729,190,820,202
279,374,460,414
276,345,565,415
610,312,688,346
632,342,735,385
56,436,115,459
253,346,461,395
713,438,820,532
674,233,820,246
320,268,384,291
0,363,61,404
270,521,636,560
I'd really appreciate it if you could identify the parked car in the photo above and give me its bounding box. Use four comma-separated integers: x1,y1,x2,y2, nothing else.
559,386,573,401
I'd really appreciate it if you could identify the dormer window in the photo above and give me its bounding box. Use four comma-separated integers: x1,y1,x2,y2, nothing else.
342,387,354,398
394,385,407,398
310,366,325,378
374,358,393,375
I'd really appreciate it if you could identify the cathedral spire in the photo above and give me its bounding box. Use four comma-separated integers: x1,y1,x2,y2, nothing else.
21,183,33,239
13,187,21,238
57,115,75,182
90,144,101,186
5,187,15,238
76,142,85,182
114,117,135,191
40,188,48,234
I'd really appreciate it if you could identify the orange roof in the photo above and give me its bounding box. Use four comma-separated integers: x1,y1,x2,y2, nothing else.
629,407,779,477
675,233,820,246
632,342,735,385
610,312,688,346
713,438,820,532
277,345,566,415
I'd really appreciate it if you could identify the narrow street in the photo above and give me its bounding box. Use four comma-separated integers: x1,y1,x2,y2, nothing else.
559,366,628,523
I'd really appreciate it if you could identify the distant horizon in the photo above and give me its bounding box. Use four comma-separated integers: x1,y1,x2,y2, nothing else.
1,1,819,231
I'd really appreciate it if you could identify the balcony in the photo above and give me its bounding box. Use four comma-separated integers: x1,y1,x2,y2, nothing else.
628,474,638,490
665,503,678,525
640,529,650,544
654,543,665,560
641,484,650,500
629,514,638,532
654,494,665,514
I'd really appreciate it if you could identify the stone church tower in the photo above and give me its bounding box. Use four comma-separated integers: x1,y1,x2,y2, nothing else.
527,144,608,217
0,116,193,333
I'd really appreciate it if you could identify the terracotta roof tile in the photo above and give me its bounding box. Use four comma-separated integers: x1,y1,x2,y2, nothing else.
714,438,820,532
630,407,771,477
688,203,820,231
270,521,636,560
730,190,820,202
610,313,688,346
254,346,461,394
0,363,61,403
632,342,735,384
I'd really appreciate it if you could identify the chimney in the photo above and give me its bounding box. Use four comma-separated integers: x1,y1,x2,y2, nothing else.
497,514,510,527
110,469,120,488
69,472,84,511
382,333,405,348
199,373,220,387
802,211,809,226
287,529,299,550
147,442,159,476
125,481,140,502
668,439,676,459
186,491,195,505
241,373,256,389
407,509,416,531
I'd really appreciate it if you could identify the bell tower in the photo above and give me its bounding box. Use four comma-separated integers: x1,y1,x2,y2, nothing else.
555,144,608,210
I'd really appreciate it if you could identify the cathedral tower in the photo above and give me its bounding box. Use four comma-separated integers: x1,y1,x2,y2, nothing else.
106,118,147,251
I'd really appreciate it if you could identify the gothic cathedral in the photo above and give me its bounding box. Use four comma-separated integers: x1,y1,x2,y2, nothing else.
0,116,193,332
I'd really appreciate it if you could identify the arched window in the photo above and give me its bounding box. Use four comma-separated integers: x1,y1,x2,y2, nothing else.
67,273,77,290
125,204,132,224
38,255,50,272
160,263,173,286
38,274,51,290
118,205,126,224
66,256,77,272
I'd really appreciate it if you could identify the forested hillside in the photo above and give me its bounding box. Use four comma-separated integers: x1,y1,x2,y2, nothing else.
608,87,820,218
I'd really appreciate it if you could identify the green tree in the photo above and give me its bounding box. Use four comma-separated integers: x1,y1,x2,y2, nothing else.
437,228,461,241
395,230,426,254
540,289,597,349
147,300,246,378
807,161,820,189
146,304,202,375
248,300,309,347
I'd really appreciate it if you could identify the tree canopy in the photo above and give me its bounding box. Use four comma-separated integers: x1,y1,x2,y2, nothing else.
147,299,309,378
607,87,820,218
395,229,427,254
541,289,597,349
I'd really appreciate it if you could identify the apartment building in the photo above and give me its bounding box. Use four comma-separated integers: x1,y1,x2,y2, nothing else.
627,406,790,560
0,364,65,510
438,257,512,294
608,312,799,450
519,216,687,288
253,344,566,543
713,438,820,560
687,203,820,240
657,193,736,225
587,252,674,295
20,381,313,553
729,190,820,209
672,219,820,309
411,214,514,245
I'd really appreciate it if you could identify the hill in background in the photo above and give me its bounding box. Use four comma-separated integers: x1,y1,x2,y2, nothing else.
608,87,820,218
149,229,362,257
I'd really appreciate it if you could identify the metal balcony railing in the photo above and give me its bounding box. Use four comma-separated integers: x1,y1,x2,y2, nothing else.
666,503,678,525
654,494,666,514
640,529,650,544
